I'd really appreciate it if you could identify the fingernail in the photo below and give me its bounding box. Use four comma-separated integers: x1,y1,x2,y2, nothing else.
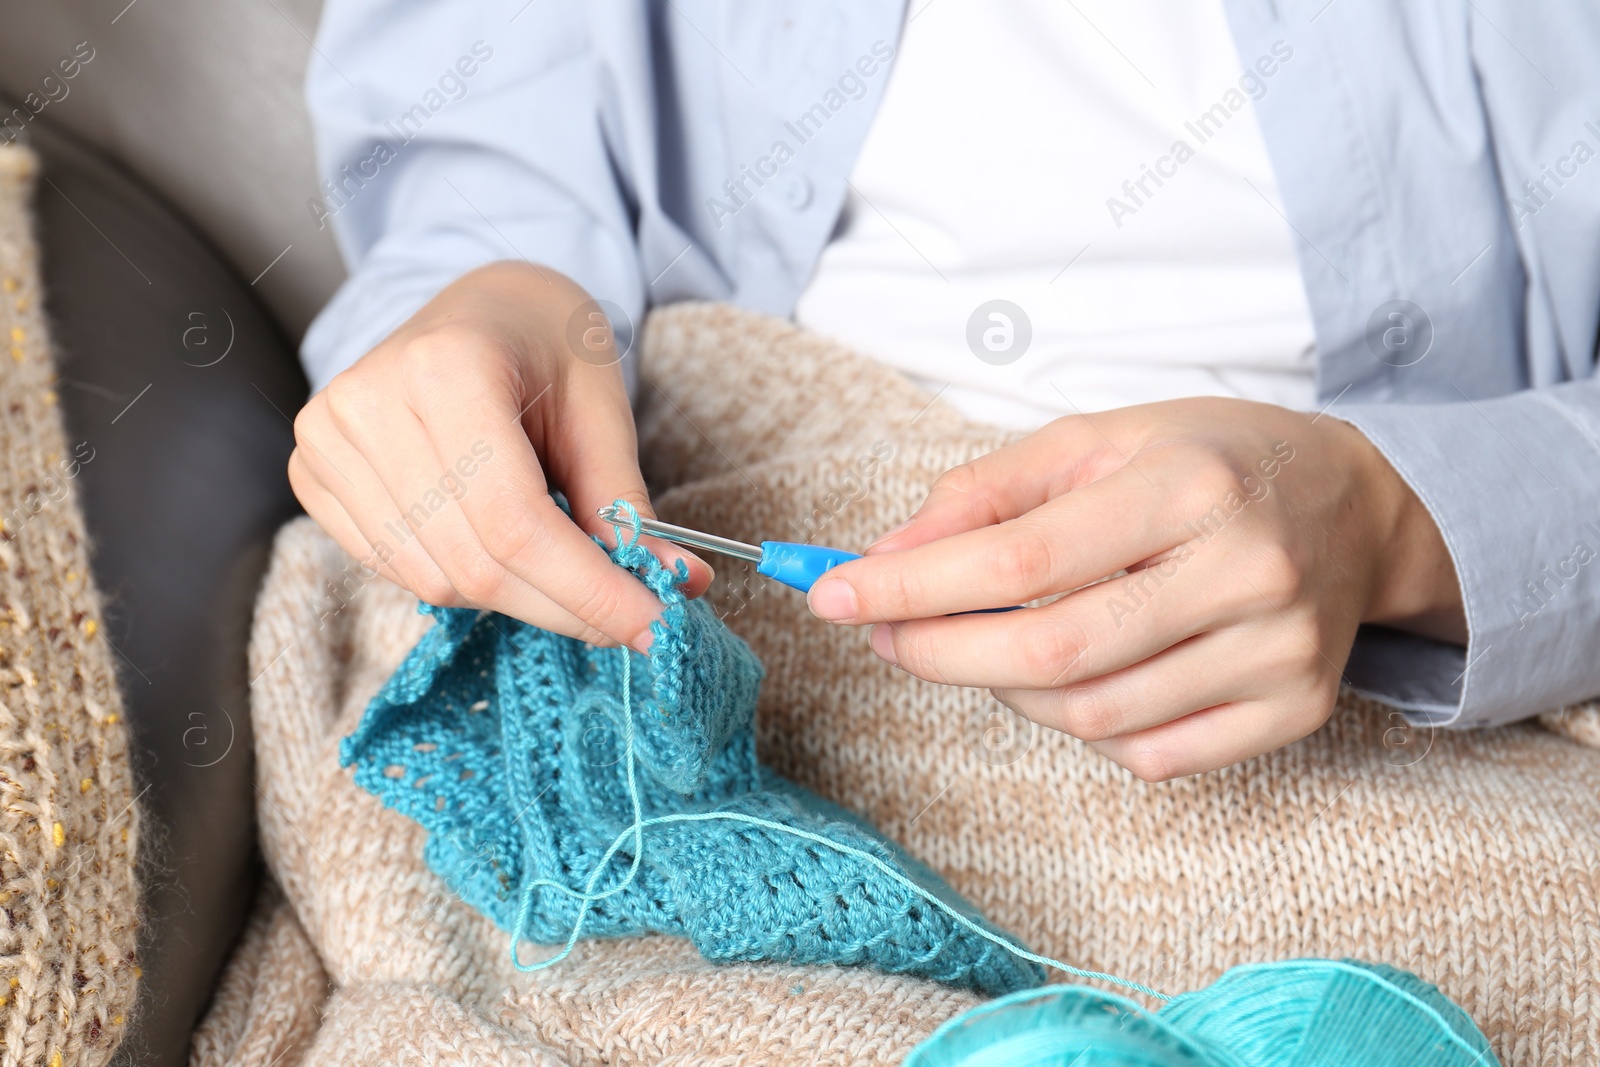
630,629,654,656
869,624,898,665
686,550,715,585
807,577,858,622
866,519,913,552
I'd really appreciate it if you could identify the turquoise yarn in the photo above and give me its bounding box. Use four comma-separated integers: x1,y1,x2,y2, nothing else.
340,501,1043,994
343,499,1502,1064
906,960,1498,1066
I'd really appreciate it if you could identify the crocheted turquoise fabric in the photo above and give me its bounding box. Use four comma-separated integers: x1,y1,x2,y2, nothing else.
337,510,1502,1063
340,514,1043,995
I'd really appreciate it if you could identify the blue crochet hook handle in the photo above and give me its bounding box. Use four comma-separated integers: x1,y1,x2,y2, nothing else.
753,540,861,592
599,507,1020,611
762,542,1020,613
760,544,1020,615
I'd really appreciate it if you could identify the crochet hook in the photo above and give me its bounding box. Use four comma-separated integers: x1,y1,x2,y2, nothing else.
599,505,858,593
597,506,1021,612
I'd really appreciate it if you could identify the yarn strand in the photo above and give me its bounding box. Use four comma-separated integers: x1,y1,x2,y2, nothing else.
509,649,648,970
507,633,1168,998
505,502,1493,1063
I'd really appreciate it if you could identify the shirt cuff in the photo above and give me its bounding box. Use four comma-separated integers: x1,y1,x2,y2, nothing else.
1332,382,1600,727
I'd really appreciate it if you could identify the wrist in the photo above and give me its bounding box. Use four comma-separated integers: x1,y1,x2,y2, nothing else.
1340,421,1467,644
403,260,624,379
452,260,591,342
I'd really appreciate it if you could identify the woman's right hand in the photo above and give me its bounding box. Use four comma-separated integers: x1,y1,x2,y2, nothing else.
289,260,711,652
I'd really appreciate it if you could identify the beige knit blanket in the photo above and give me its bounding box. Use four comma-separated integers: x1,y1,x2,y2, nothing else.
203,302,1600,1066
0,148,140,1066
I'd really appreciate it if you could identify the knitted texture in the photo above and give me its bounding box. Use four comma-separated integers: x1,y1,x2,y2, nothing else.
206,302,1600,1066
0,146,141,1066
339,511,1040,994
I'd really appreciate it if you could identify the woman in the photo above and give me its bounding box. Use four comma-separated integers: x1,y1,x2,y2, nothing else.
291,0,1600,780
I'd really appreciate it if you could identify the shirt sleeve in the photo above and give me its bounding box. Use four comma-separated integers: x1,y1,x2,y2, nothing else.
1333,380,1600,727
299,0,643,394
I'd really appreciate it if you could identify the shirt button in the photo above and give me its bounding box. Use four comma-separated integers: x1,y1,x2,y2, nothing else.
778,174,812,211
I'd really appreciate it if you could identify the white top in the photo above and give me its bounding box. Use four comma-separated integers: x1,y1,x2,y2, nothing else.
794,0,1319,428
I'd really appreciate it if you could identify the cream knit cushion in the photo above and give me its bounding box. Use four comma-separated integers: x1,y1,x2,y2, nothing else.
202,302,1600,1066
0,146,140,1067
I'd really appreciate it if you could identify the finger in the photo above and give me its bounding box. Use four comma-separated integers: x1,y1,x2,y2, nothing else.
867,414,1130,553
814,462,1179,623
353,405,619,643
992,628,1269,742
289,448,418,591
393,357,667,651
294,407,463,607
547,376,714,599
862,545,1255,689
1088,692,1332,782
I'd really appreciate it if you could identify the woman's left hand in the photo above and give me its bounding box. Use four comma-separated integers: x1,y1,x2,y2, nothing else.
805,398,1465,781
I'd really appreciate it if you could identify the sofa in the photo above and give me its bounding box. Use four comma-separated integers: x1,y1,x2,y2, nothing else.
1,3,338,1062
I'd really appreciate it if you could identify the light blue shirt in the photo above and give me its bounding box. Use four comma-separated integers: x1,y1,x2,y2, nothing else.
302,0,1600,730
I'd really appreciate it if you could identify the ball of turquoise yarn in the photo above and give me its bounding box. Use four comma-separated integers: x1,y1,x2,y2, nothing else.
905,959,1499,1067
903,985,1225,1067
